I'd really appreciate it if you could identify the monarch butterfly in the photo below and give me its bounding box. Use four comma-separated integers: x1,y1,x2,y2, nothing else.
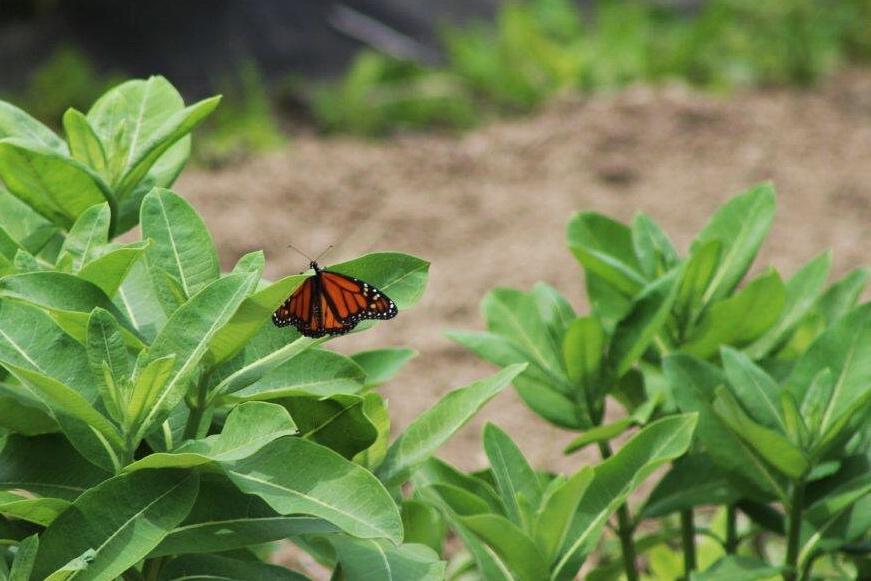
272,261,398,338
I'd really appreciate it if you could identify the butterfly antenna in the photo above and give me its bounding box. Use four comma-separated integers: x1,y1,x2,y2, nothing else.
313,244,335,263
286,242,314,262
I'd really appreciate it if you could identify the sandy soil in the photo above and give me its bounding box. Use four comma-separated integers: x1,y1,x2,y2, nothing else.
178,70,871,479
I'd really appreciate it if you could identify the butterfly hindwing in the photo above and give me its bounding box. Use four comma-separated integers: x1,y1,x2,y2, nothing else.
272,262,398,338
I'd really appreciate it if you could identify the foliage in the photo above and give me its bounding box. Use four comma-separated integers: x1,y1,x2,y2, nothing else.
312,0,871,135
448,182,870,580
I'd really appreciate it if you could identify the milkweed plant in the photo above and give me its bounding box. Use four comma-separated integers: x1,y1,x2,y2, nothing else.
0,77,866,581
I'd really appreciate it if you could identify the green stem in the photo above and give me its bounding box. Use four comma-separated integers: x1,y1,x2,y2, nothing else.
681,509,697,577
183,380,208,440
725,504,738,554
598,442,639,581
784,481,805,581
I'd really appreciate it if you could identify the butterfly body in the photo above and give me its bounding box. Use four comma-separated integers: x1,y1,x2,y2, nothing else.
272,261,398,338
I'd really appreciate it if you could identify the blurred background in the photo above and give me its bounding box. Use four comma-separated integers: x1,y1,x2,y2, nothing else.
2,0,870,475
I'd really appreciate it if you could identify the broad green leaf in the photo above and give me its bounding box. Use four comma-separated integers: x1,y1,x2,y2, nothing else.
125,354,176,435
484,288,563,376
585,272,634,333
562,316,605,387
62,109,108,177
461,514,550,581
689,556,781,581
0,390,57,435
673,240,721,332
516,374,589,429
533,467,594,562
141,187,220,298
33,469,199,581
85,308,131,423
328,252,429,310
787,303,871,440
815,267,869,325
426,483,492,516
377,364,525,486
231,250,265,276
712,386,808,480
114,96,220,198
225,436,402,543
152,473,335,556
0,101,66,153
483,423,542,527
113,259,166,342
206,274,308,367
0,300,94,397
126,402,296,471
0,434,109,500
77,241,149,298
567,212,646,296
610,270,679,376
230,348,366,400
56,203,110,273
665,354,787,501
640,453,741,519
0,252,13,277
631,212,678,279
721,347,785,433
277,394,377,459
563,418,633,454
42,551,95,581
402,500,446,553
149,263,187,316
0,492,70,526
0,226,17,259
533,283,577,344
681,270,785,360
553,415,698,580
354,392,391,468
0,187,57,255
134,272,256,442
9,534,38,581
331,537,445,581
692,183,776,303
745,251,831,359
351,347,417,388
158,554,308,581
414,458,503,514
0,139,112,230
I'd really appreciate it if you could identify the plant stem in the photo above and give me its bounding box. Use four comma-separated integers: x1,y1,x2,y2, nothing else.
183,380,208,440
784,481,805,581
598,442,639,581
681,509,697,577
725,504,738,554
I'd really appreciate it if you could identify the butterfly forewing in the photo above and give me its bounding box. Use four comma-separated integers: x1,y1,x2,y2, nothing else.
272,263,398,338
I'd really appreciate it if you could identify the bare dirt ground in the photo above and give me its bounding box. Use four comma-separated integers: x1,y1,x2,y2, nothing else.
178,70,871,480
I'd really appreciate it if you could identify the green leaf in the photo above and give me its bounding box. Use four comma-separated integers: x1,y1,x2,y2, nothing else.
113,259,166,342
720,347,786,433
0,187,58,255
563,418,634,455
351,347,417,388
230,348,366,400
631,212,678,279
278,394,377,459
0,139,112,230
0,492,70,526
665,354,787,501
33,469,199,581
640,453,741,519
231,250,265,276
689,556,781,581
85,308,131,423
56,203,110,273
483,423,542,528
553,415,698,580
533,467,594,563
402,500,446,553
414,458,503,514
691,183,776,303
610,270,679,376
329,252,430,309
787,303,871,443
673,240,721,331
354,392,391,468
815,267,869,326
331,537,445,581
533,283,576,344
114,96,220,198
62,109,108,177
461,514,550,581
377,364,525,487
78,241,149,298
0,434,109,500
712,386,808,480
133,272,256,442
158,554,308,581
0,101,66,153
125,354,176,436
567,212,646,296
8,534,38,581
152,473,335,556
745,251,831,358
141,187,220,298
562,316,605,388
225,436,403,543
0,389,57,435
585,272,634,333
126,402,297,471
682,270,785,360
